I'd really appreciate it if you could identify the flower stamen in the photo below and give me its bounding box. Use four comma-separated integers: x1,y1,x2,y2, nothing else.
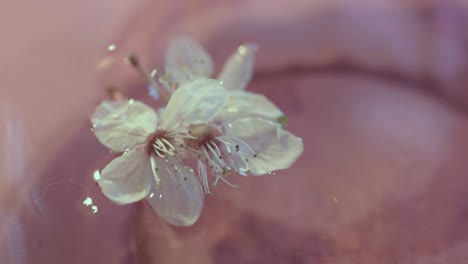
197,160,211,194
213,171,238,189
221,136,257,157
153,138,176,157
150,156,162,186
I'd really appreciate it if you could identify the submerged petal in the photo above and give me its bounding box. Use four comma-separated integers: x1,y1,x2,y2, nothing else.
98,149,152,204
146,156,204,226
91,100,158,152
160,78,226,128
223,117,303,175
220,90,283,121
165,37,214,85
217,43,258,91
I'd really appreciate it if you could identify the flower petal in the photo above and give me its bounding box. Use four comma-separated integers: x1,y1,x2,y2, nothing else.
160,78,226,128
223,117,303,175
98,149,152,204
217,43,258,91
146,155,204,226
220,90,283,121
165,37,214,85
91,100,158,152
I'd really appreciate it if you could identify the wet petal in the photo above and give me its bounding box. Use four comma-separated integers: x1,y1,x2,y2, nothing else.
165,37,214,85
91,100,158,152
146,156,204,226
98,149,152,204
223,117,303,175
161,78,226,128
220,90,283,121
217,43,258,91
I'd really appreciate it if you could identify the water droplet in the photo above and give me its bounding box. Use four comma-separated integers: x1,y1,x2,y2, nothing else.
107,44,117,52
238,45,247,55
93,170,101,182
150,68,157,77
83,197,93,206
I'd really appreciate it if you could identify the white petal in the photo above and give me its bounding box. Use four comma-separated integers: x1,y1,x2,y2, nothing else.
91,100,158,152
219,90,283,121
223,117,303,175
160,78,226,128
146,156,204,226
156,106,165,117
98,149,152,204
164,37,214,85
217,43,258,91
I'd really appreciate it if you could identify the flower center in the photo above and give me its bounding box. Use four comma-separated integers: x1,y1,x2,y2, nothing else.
145,130,176,158
188,124,222,144
194,130,258,193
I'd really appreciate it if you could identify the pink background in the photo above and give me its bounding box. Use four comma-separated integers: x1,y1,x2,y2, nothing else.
1,0,468,263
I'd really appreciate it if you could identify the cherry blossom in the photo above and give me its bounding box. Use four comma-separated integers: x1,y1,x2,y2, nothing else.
90,38,304,226
183,95,304,193
90,78,226,226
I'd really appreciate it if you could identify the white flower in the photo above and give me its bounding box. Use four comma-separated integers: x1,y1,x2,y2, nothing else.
186,110,304,194
91,78,226,226
163,37,284,123
163,81,303,194
161,37,303,193
92,37,304,226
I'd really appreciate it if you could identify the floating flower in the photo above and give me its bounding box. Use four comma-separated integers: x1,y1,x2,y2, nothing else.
158,38,303,193
158,37,301,192
92,37,304,226
185,99,304,194
91,78,226,226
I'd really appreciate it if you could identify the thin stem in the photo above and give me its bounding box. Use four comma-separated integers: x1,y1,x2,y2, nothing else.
126,54,171,102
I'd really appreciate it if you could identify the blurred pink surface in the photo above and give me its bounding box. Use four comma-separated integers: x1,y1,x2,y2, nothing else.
1,0,468,263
